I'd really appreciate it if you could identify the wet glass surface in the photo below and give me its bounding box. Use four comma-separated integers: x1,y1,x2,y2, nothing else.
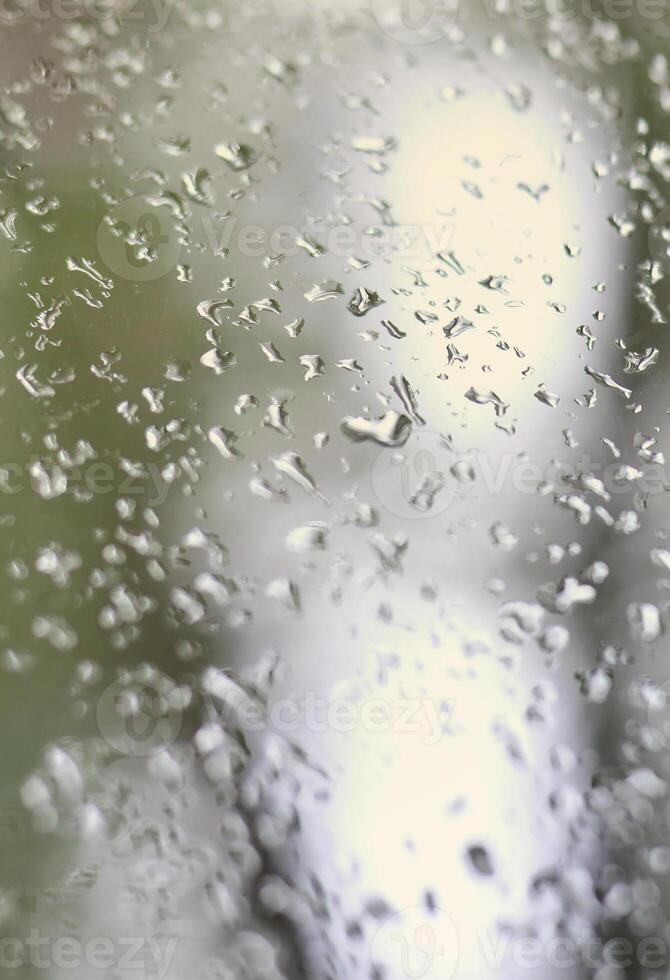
1,1,670,977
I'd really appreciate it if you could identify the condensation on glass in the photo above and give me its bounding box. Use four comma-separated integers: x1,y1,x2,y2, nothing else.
0,1,669,978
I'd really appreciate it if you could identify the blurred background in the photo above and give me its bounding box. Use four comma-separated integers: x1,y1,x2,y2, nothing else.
0,0,670,977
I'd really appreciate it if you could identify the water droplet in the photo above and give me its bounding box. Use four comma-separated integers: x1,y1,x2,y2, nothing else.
341,411,412,447
214,141,258,170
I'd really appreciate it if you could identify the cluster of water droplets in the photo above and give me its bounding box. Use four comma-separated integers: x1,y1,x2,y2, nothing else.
1,1,670,978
